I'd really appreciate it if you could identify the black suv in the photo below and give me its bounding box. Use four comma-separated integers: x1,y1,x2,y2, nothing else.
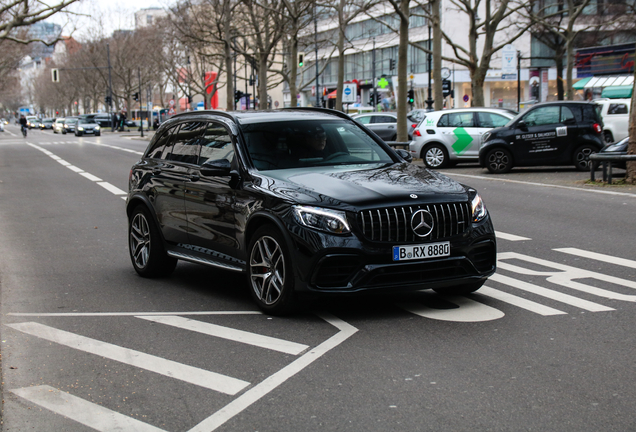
479,101,604,173
127,109,496,314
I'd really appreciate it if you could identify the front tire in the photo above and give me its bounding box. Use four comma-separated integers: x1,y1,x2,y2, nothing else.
573,145,596,171
422,143,450,168
485,148,513,174
247,225,295,315
128,206,177,277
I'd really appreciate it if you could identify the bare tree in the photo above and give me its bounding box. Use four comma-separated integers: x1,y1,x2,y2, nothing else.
0,0,80,43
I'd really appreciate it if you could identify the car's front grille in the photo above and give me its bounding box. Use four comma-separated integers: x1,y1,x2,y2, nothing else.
357,202,471,243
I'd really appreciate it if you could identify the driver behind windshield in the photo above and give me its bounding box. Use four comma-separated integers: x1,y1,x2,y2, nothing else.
289,125,328,160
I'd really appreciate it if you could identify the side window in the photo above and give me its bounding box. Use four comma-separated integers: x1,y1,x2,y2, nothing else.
447,112,475,127
522,106,560,127
437,114,449,127
477,112,508,128
168,122,207,164
608,104,628,115
560,106,575,122
356,116,372,125
146,125,178,160
374,116,397,124
198,122,234,165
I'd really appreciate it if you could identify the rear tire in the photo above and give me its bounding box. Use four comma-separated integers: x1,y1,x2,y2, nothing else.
128,206,177,278
434,281,484,295
573,145,596,171
604,131,614,144
247,225,296,315
485,148,513,174
422,143,450,168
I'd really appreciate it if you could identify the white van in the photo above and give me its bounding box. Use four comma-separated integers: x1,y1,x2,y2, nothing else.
596,98,630,143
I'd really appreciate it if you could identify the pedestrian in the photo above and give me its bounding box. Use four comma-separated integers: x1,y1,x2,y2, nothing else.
112,112,118,130
153,118,160,130
119,111,126,131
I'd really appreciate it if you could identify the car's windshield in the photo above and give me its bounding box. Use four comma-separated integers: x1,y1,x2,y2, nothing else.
81,119,97,124
66,118,78,124
241,119,395,171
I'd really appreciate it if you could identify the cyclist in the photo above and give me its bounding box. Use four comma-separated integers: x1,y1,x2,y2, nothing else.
19,115,27,137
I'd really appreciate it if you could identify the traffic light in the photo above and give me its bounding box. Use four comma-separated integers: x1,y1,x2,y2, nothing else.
133,92,139,101
105,95,112,105
298,52,305,68
389,59,395,71
187,95,192,104
407,89,414,105
369,93,376,106
235,90,244,103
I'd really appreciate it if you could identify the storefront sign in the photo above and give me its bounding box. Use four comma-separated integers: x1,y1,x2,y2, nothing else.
575,42,635,77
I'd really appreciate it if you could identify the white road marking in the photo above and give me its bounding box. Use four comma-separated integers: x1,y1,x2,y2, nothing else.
496,231,531,241
489,273,614,312
188,313,358,432
554,247,636,269
7,322,250,395
138,315,309,355
66,165,83,173
97,181,127,195
11,386,166,432
80,172,103,181
443,172,636,198
8,311,262,317
478,286,566,316
397,296,505,322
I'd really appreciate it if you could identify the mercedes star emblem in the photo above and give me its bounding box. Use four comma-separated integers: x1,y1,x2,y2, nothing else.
411,209,434,237
410,194,418,199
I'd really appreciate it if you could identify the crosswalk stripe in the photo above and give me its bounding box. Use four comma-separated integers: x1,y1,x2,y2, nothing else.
554,247,636,269
489,273,614,312
478,286,566,316
496,231,531,241
7,322,250,395
138,315,309,355
12,385,166,432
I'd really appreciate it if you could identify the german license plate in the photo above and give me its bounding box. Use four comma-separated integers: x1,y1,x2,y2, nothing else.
392,241,450,261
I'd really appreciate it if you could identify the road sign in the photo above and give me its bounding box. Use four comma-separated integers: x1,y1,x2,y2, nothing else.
377,77,389,89
168,108,175,116
169,99,175,107
343,83,357,103
463,94,469,103
442,79,452,98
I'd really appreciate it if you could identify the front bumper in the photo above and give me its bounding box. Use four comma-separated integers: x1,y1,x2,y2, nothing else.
287,217,496,294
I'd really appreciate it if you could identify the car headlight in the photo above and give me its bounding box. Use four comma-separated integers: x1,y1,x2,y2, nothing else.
292,205,350,234
64,124,68,127
77,127,84,131
95,125,100,130
468,190,487,223
482,132,491,144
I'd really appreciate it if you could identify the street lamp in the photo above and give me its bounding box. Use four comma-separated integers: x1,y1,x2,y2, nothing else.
425,13,434,111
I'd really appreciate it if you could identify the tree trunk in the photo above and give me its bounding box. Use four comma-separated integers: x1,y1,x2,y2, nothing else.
555,54,564,101
258,54,268,110
335,0,346,112
432,0,443,111
289,36,299,108
224,0,234,112
471,66,487,107
565,36,574,100
626,52,636,184
396,0,410,142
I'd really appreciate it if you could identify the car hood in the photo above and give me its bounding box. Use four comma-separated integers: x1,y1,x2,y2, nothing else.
255,162,468,210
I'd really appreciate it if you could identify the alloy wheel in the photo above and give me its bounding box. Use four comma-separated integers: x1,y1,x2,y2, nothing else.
425,146,445,168
249,235,286,306
130,213,151,269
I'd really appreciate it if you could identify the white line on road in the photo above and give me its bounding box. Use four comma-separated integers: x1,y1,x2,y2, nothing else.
8,311,262,317
496,231,532,241
489,273,614,312
7,322,250,395
97,181,127,195
11,385,166,432
138,315,309,355
79,172,103,181
397,296,505,322
554,247,636,269
443,172,636,197
188,312,358,432
478,286,566,316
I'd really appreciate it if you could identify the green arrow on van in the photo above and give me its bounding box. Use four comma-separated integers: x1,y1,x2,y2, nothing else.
452,127,473,154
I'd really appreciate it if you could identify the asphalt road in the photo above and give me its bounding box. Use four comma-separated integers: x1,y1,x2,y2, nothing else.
1,125,636,431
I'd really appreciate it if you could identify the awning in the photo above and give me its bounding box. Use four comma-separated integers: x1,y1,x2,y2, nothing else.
327,90,337,99
573,77,591,89
601,85,633,99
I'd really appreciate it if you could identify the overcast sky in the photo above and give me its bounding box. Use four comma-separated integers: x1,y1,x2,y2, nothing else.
49,0,172,41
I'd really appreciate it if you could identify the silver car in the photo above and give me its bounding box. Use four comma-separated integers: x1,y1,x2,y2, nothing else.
352,112,417,141
410,108,516,168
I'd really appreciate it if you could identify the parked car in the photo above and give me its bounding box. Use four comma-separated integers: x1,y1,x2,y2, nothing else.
352,112,417,141
62,117,79,134
410,108,516,168
39,118,55,130
595,98,630,143
53,118,65,134
93,113,136,129
479,101,604,173
127,108,497,314
592,137,629,171
75,117,101,136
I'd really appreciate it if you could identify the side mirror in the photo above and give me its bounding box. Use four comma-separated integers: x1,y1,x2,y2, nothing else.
517,120,528,130
200,159,232,177
396,148,413,163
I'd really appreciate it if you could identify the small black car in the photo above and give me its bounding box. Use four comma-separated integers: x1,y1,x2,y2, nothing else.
127,109,496,314
592,137,629,171
479,101,604,173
